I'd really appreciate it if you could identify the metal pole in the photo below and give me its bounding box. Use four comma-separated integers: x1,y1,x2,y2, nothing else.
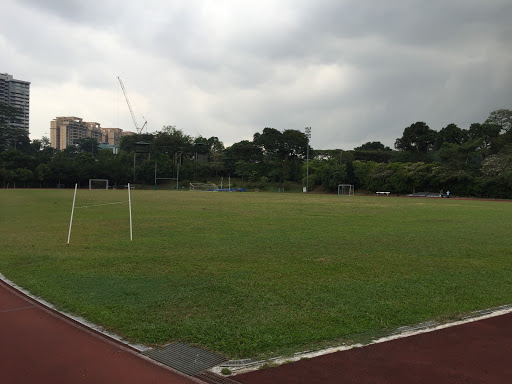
154,161,157,190
306,144,309,193
305,127,311,193
177,156,180,190
128,183,133,241
67,183,77,245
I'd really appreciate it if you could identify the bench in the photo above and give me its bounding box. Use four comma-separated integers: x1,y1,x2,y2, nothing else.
376,191,390,196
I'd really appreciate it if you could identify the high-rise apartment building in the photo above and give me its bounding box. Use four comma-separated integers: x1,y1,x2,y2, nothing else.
51,117,103,150
50,116,134,150
0,73,30,133
101,128,135,145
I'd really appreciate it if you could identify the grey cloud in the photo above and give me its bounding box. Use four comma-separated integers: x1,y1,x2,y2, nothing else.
18,0,121,25
4,0,512,149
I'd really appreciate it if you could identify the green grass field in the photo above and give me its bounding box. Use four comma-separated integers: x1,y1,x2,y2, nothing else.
1,189,511,359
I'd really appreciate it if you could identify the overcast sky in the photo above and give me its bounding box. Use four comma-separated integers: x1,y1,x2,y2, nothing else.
2,0,511,149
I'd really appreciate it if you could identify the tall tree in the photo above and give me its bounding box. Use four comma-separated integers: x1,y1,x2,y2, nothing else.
152,126,193,155
355,141,391,151
253,128,283,159
75,137,100,157
485,109,512,133
435,123,468,150
224,140,262,175
467,123,501,155
395,122,437,153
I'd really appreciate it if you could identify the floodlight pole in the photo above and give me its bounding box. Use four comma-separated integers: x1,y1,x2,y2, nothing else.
176,152,182,190
305,127,311,193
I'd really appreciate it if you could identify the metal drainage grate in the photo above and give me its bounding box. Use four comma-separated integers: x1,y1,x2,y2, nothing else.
143,342,227,376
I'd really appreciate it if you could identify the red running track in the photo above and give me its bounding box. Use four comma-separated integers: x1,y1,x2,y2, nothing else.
3,276,512,384
236,311,512,384
0,280,202,384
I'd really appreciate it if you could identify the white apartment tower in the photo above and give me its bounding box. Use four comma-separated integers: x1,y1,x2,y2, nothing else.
0,73,30,133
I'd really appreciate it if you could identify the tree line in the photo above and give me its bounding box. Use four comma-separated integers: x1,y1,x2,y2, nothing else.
1,101,511,198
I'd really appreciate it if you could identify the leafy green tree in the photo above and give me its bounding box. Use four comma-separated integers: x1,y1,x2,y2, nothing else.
15,168,33,188
321,163,347,192
120,133,154,153
467,123,501,155
485,109,512,133
403,162,435,193
435,123,468,150
395,122,437,153
355,141,391,151
434,140,483,195
49,151,75,186
253,127,308,182
437,140,482,170
0,168,16,187
234,160,261,182
73,152,96,185
95,150,132,186
35,163,51,187
224,140,262,173
153,126,193,154
253,127,283,159
75,137,101,157
352,161,379,191
480,147,512,197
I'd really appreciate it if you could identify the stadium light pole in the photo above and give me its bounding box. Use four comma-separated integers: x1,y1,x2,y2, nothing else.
305,127,311,193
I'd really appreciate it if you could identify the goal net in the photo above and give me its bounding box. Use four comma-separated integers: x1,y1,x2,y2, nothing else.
189,182,218,192
338,184,354,196
89,179,109,190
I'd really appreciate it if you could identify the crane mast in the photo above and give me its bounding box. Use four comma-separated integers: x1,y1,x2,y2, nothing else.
117,76,147,134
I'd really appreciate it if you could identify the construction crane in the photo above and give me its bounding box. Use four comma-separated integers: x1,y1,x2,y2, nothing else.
117,76,147,134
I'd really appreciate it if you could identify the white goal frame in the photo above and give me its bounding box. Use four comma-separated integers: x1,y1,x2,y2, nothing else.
190,182,219,192
68,183,132,244
338,184,354,196
89,179,109,190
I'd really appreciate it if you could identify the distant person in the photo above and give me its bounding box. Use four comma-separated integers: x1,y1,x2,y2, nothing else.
446,190,450,198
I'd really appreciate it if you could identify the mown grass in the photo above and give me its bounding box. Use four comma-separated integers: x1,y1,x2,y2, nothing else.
1,189,511,358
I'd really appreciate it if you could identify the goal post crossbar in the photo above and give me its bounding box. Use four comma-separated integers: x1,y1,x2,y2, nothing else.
68,183,132,244
190,182,219,191
338,184,354,196
89,179,109,190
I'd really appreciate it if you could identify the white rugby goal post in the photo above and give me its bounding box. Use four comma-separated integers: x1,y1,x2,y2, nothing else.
189,182,218,191
338,184,354,196
68,183,132,244
89,179,109,190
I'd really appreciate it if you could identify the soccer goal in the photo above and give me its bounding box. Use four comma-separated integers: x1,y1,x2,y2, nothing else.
190,182,218,192
338,184,354,196
89,179,109,190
